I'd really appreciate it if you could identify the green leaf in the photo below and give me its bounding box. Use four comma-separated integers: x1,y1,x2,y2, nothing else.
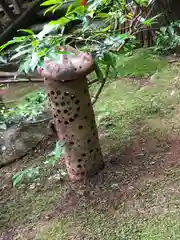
94,61,104,82
50,17,71,26
103,52,116,72
66,4,73,15
44,5,56,15
0,38,24,51
18,29,34,35
52,2,64,13
73,6,85,16
12,172,24,187
96,12,110,18
0,56,7,63
30,52,40,71
12,167,40,187
10,49,31,61
54,140,65,158
32,40,39,48
37,48,48,57
41,0,60,6
95,25,112,36
16,43,31,52
37,23,58,40
19,58,32,74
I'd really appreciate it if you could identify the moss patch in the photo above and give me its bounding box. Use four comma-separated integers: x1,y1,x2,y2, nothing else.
114,48,168,77
95,63,180,152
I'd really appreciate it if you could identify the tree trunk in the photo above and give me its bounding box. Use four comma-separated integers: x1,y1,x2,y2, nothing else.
44,76,104,182
0,0,16,20
12,0,23,14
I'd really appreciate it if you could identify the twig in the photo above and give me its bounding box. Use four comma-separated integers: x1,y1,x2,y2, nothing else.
0,78,44,83
88,79,98,85
0,99,18,104
92,65,110,105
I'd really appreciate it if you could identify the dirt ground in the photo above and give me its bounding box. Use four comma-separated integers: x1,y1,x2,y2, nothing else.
1,49,180,239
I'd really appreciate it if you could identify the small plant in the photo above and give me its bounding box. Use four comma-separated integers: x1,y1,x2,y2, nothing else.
155,21,180,55
12,166,40,187
12,140,65,187
2,90,47,127
44,140,65,166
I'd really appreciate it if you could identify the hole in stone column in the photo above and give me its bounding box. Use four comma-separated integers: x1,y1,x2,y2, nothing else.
55,97,57,100
56,91,61,95
87,139,91,144
50,90,55,95
77,164,82,168
96,148,99,152
87,102,91,106
58,120,61,123
79,125,83,130
69,118,74,122
48,93,50,97
89,149,93,153
64,109,68,114
71,134,74,137
81,172,85,176
54,114,57,118
64,121,69,125
78,159,82,162
74,68,77,71
84,116,88,120
61,102,65,106
69,107,72,111
64,92,69,96
75,100,80,105
74,114,78,118
79,66,82,69
57,109,61,114
62,97,64,100
77,107,80,111
82,153,86,157
69,141,74,145
55,102,59,106
71,95,75,100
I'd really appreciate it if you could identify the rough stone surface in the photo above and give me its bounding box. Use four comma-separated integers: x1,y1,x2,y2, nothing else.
0,112,52,166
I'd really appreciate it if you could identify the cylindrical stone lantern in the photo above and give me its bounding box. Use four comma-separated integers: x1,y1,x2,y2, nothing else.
37,45,104,182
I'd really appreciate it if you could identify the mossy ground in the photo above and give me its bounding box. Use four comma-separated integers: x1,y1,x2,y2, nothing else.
1,48,180,239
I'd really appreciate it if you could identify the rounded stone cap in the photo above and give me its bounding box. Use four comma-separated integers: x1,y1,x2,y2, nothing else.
37,45,94,81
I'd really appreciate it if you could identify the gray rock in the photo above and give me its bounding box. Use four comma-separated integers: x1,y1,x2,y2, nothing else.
0,117,52,166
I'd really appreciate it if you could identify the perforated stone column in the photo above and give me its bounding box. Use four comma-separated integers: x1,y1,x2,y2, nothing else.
37,46,104,182
44,77,104,181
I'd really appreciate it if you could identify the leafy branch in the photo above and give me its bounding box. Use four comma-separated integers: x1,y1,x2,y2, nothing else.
0,0,158,102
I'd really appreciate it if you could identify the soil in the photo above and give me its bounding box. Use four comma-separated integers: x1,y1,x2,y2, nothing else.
0,118,179,239
1,69,180,239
